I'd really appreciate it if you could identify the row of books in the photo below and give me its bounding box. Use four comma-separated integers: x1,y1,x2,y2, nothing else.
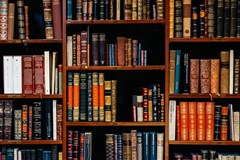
67,0,164,21
67,130,92,160
0,0,61,40
3,52,62,95
169,0,240,38
132,84,165,122
0,145,62,160
67,32,148,67
105,130,164,160
0,100,62,140
174,149,240,160
168,100,239,141
67,71,117,122
169,49,238,94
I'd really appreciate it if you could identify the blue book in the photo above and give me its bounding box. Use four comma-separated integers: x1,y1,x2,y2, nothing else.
143,132,149,160
149,132,157,160
6,148,14,160
117,134,123,160
138,43,142,65
85,132,92,160
174,49,181,93
45,100,52,140
108,44,112,66
67,0,72,20
80,73,87,121
111,44,115,66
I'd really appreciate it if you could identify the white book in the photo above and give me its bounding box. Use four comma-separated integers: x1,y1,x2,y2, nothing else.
51,52,57,94
169,100,176,140
157,132,164,160
229,49,234,94
233,111,240,141
67,35,73,66
44,51,50,94
116,0,121,20
229,104,234,141
13,56,22,94
52,99,57,140
3,56,13,94
14,148,18,160
137,95,143,122
17,150,22,160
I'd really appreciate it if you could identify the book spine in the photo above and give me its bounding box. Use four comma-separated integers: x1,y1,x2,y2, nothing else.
131,130,137,160
174,0,183,38
152,84,158,121
67,0,72,20
207,0,215,38
216,0,224,38
33,55,44,94
45,101,52,140
174,50,181,93
33,102,42,140
91,33,99,66
180,102,189,140
7,3,15,39
111,80,117,122
149,132,157,160
117,134,123,160
142,87,148,121
24,5,29,39
13,56,22,94
221,106,229,140
28,105,32,140
191,6,198,38
136,132,142,160
0,0,8,40
183,0,191,38
73,73,80,122
230,0,237,37
67,72,73,121
73,130,79,159
57,104,63,140
197,102,206,140
169,100,176,140
205,102,215,141
104,80,112,122
181,52,190,93
106,134,114,159
43,0,54,39
199,4,205,38
220,51,230,94
22,105,28,140
200,59,211,94
123,133,132,159
80,72,87,121
4,100,13,140
92,72,99,121
76,0,83,20
156,0,164,19
88,0,93,20
210,59,220,94
188,102,196,140
224,0,231,38
143,132,149,160
234,59,239,94
52,0,62,39
93,0,97,20
100,0,104,20
72,34,77,66
87,73,93,121
22,56,33,94
81,30,88,66
14,110,22,140
237,0,240,37
99,33,106,66
214,105,222,140
190,59,200,93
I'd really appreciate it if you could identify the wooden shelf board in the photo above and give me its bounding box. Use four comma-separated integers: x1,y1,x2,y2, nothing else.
0,140,62,145
66,19,165,25
66,65,165,71
66,122,165,126
169,140,240,145
0,39,62,44
169,93,240,99
169,38,240,43
0,94,62,99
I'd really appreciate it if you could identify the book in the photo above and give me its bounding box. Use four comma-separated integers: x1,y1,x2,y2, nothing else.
43,0,54,39
210,59,220,94
174,50,181,93
180,102,189,140
7,3,15,39
33,55,44,94
197,102,205,140
190,59,200,93
13,56,22,94
169,50,176,94
52,0,62,39
3,56,13,94
183,0,191,38
188,102,196,140
169,100,176,140
200,59,211,94
0,0,8,40
220,51,230,94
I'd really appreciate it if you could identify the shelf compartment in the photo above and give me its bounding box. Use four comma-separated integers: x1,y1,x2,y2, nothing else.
0,39,62,44
0,140,63,145
169,38,240,43
169,94,240,99
0,94,62,99
66,65,165,71
66,19,165,25
66,122,165,127
169,140,240,145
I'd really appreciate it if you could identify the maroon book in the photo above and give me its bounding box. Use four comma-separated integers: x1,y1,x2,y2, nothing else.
22,56,33,94
33,55,44,94
52,0,62,39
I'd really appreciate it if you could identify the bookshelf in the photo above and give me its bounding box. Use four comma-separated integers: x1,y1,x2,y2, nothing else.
63,0,165,159
167,0,240,159
0,0,63,159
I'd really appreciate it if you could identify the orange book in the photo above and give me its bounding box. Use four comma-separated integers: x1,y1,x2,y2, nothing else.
22,105,28,140
197,102,206,140
73,73,80,122
180,102,189,141
221,106,229,140
176,105,181,140
92,72,99,121
205,101,215,141
188,102,197,141
99,73,105,121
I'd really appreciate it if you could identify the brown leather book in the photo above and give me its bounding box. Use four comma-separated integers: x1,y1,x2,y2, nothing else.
197,102,206,140
43,0,54,39
24,5,29,39
7,3,15,39
180,101,189,141
210,59,220,94
190,59,200,93
188,102,197,141
220,51,230,94
52,0,62,39
117,37,126,66
200,59,211,94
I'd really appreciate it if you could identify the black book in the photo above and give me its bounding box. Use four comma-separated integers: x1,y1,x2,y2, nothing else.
31,149,36,160
93,0,98,20
236,0,240,37
33,102,42,140
230,0,237,37
45,100,52,140
191,6,198,38
52,145,58,160
174,0,183,38
214,105,222,140
216,0,224,38
199,4,205,38
36,149,43,160
181,52,190,93
224,0,231,37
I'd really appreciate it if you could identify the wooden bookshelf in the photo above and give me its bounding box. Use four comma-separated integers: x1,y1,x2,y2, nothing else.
169,141,240,146
0,94,62,99
0,140,63,145
0,39,62,44
66,122,165,127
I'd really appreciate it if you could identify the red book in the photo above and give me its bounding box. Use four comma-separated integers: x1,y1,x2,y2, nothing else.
117,37,126,66
22,56,33,94
52,0,62,39
33,55,44,94
221,106,229,140
176,105,181,140
142,87,148,121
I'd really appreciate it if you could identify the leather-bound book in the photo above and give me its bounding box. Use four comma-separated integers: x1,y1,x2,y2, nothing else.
52,0,62,39
200,59,211,94
190,59,199,93
210,59,220,94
